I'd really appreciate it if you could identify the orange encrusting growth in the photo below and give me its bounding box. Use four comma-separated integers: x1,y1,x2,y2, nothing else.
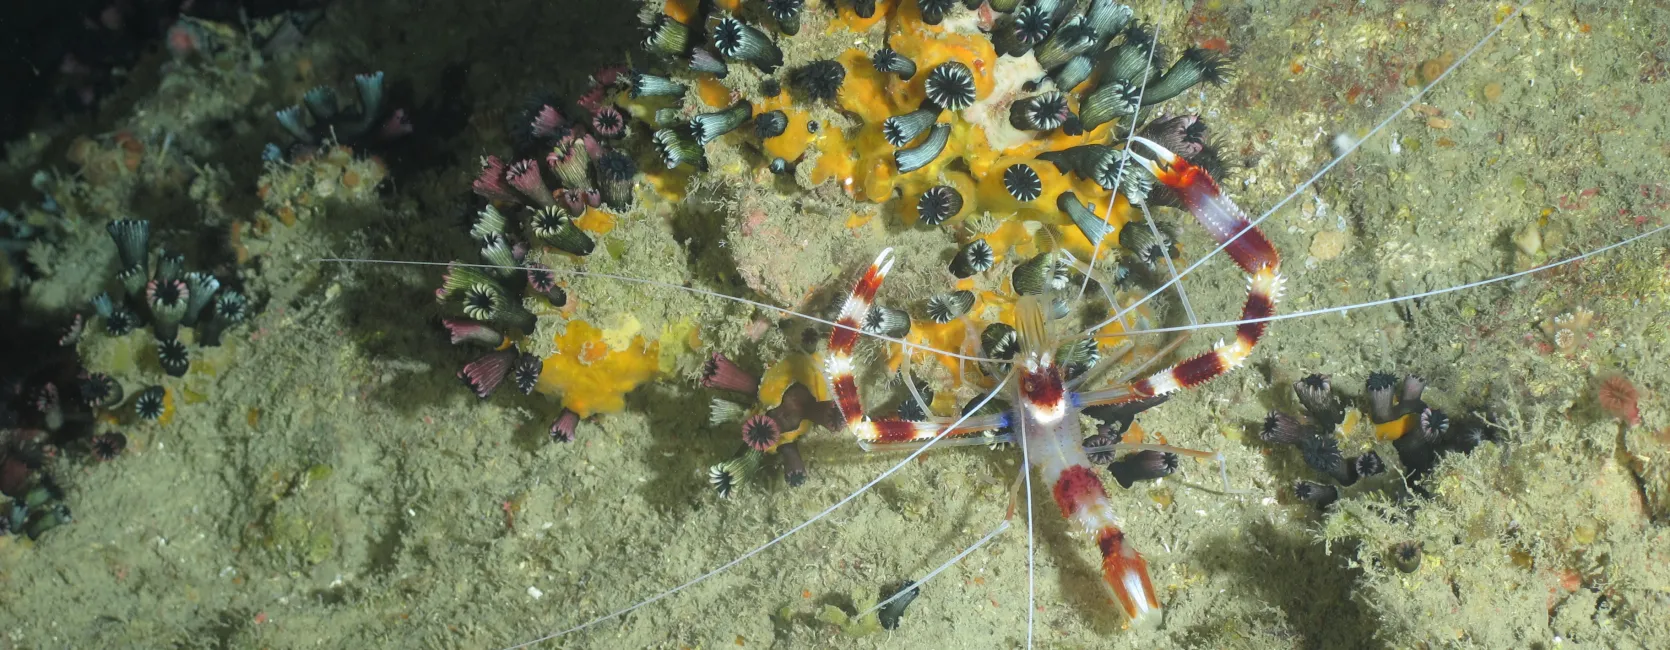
638,0,1136,269
534,320,661,418
696,77,734,108
662,0,699,24
753,93,819,163
573,207,617,235
1375,413,1416,441
755,354,831,449
889,273,1158,406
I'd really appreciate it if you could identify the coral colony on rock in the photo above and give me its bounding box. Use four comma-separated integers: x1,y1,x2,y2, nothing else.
5,214,253,539
451,89,661,437
0,8,310,550
444,0,1277,633
1261,371,1494,508
273,71,412,158
7,0,1670,648
449,0,1239,481
87,218,251,415
411,0,1670,645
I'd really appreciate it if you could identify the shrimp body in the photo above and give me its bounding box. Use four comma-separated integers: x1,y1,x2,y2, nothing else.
1012,296,1161,626
822,134,1282,626
825,260,1165,625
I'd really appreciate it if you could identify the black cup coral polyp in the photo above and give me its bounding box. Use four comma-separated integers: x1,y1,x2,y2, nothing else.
1264,372,1494,507
273,72,411,155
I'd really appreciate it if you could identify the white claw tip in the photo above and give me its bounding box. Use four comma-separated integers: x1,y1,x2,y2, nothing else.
875,247,896,276
1127,135,1179,165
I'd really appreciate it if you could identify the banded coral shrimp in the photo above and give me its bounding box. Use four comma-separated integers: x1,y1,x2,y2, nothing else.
309,1,1670,648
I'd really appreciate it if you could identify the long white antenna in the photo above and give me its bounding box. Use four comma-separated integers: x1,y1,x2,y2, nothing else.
1080,1,1531,337
499,375,1013,649
1078,0,1172,304
857,519,1013,620
1018,412,1035,649
1113,221,1670,336
319,257,1001,363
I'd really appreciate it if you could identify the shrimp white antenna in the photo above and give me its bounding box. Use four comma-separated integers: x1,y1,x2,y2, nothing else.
317,257,1001,363
1078,0,1172,304
898,352,936,420
498,375,1013,650
1122,220,1670,337
1139,201,1199,326
1019,412,1036,649
1081,1,1532,337
857,519,1013,620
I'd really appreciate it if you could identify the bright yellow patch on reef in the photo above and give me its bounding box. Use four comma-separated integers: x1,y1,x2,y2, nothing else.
646,166,694,200
663,0,699,24
658,320,700,372
575,207,616,235
758,354,826,409
157,387,176,426
756,353,830,448
536,320,661,418
1122,422,1148,445
754,93,817,163
843,211,874,230
903,317,973,390
180,384,208,405
1376,413,1415,441
601,314,643,352
697,77,733,109
630,0,1140,267
983,220,1036,263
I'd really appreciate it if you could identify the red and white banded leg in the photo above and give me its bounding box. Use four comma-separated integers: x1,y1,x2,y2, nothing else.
824,249,1006,445
1115,137,1286,401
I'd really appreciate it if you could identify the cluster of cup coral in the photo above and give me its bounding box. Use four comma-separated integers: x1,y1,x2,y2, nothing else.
440,0,1241,492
